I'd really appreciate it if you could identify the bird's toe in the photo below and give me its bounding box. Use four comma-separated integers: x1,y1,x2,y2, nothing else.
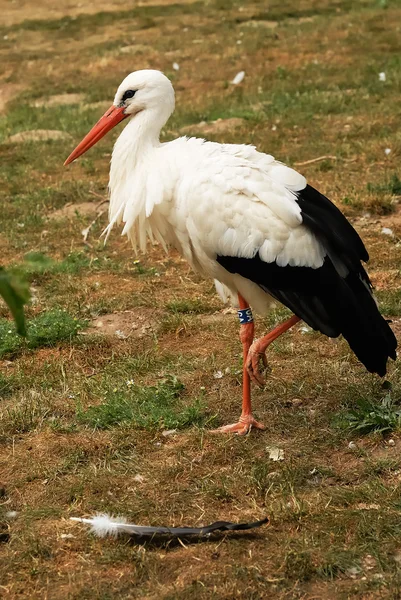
246,348,267,387
211,415,265,435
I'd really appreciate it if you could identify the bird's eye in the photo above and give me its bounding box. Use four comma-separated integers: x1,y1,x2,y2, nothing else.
122,90,137,102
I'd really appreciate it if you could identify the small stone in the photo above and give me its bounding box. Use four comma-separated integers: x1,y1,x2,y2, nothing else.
388,439,395,446
291,398,303,407
346,566,361,579
162,429,177,437
172,62,180,71
266,447,284,461
384,148,391,156
115,329,127,339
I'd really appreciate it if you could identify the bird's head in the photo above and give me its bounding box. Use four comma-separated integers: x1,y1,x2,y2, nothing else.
64,69,175,166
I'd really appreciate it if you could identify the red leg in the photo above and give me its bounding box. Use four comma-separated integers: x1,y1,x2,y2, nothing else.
246,315,301,387
212,294,265,435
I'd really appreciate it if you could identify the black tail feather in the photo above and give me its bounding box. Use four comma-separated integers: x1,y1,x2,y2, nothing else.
217,254,397,377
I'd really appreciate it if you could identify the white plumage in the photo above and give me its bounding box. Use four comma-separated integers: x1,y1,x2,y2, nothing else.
65,69,396,434
99,71,321,317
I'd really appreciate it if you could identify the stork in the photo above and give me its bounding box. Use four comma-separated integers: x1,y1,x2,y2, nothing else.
65,70,397,435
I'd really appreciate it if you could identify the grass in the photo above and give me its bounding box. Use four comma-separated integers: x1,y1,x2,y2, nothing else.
0,0,401,598
77,376,209,431
166,299,219,314
0,309,84,357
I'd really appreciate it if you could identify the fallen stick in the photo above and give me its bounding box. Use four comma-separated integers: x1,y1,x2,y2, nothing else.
294,155,356,166
81,209,107,243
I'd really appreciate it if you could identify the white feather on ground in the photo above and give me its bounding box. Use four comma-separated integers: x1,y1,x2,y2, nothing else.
70,514,269,538
71,515,129,537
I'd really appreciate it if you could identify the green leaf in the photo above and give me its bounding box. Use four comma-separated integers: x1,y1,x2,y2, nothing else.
0,267,30,336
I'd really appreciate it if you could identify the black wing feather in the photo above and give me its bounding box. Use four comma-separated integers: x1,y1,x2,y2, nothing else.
217,185,397,376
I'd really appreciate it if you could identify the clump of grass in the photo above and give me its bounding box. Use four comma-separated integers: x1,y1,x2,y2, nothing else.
0,309,85,357
77,376,207,431
376,289,401,317
363,173,401,215
14,251,120,280
0,372,15,398
166,298,218,314
131,260,160,276
345,393,401,435
318,551,358,580
2,395,50,435
367,173,401,197
285,550,316,581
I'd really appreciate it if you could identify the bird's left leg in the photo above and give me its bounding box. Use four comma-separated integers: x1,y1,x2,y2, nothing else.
212,294,265,435
246,315,301,387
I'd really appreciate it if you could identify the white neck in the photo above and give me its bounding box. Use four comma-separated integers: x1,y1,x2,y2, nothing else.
107,106,172,241
111,108,165,171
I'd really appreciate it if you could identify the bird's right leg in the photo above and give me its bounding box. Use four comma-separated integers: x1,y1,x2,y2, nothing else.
212,294,265,435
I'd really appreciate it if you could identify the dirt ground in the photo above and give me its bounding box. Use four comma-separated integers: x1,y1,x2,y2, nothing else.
1,0,401,598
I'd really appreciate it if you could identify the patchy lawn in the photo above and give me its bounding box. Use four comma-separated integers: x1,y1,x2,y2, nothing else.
1,0,401,598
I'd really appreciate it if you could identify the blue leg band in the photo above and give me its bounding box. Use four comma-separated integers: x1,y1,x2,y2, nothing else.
237,308,253,324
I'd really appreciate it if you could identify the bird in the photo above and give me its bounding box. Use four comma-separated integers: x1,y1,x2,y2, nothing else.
64,69,397,435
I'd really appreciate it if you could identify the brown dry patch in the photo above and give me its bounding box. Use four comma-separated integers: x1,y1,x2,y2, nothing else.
370,269,401,291
85,308,159,339
7,130,72,143
48,201,108,221
180,118,246,136
0,0,198,26
31,93,85,108
0,83,24,113
379,205,401,234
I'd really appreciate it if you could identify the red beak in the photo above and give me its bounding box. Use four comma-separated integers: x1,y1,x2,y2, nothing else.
64,105,128,166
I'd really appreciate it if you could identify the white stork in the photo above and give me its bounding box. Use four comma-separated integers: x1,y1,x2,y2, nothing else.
65,70,397,435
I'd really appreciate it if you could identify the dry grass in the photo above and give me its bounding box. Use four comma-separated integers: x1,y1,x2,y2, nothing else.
1,0,401,598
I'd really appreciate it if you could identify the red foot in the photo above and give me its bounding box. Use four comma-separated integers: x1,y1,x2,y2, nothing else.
211,414,266,436
246,340,268,387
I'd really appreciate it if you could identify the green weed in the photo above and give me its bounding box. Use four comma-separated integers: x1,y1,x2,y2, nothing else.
344,393,401,435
